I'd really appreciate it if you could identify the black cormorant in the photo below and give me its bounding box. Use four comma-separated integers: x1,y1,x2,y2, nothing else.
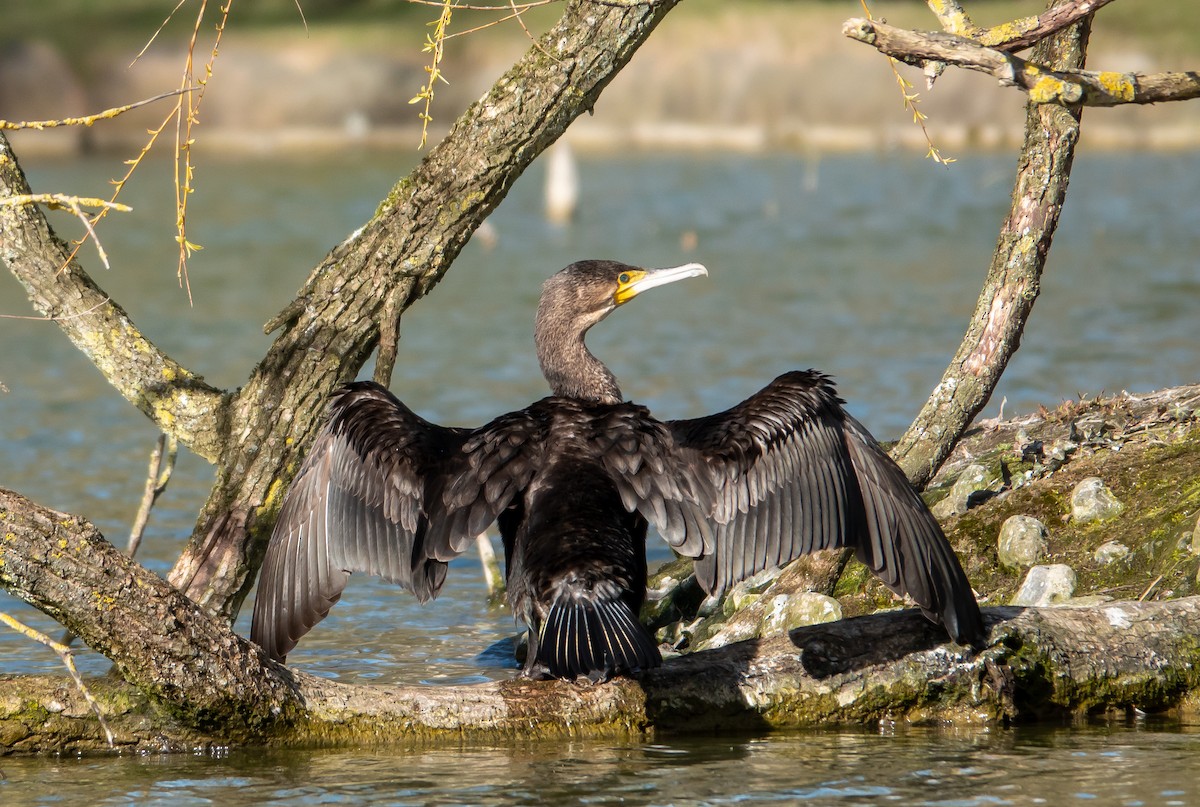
251,260,985,681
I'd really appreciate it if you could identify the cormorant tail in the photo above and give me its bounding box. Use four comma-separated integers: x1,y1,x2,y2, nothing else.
534,595,662,682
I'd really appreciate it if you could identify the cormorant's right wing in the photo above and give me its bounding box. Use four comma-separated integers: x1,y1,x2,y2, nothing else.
251,381,531,662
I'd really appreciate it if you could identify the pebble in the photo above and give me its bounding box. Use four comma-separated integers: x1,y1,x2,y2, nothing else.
932,463,997,519
762,592,842,634
998,514,1049,570
1093,540,1130,565
1070,477,1124,522
1011,564,1077,606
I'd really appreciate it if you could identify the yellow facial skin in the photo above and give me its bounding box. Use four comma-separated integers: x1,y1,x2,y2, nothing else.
613,263,708,306
613,269,649,305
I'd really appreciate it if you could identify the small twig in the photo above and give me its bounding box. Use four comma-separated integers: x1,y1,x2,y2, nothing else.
127,434,178,558
0,296,112,322
0,612,114,748
63,434,177,648
0,194,131,212
859,1,955,165
410,0,455,149
0,89,189,131
1139,575,1164,602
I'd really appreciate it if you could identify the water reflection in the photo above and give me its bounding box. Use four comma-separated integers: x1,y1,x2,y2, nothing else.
3,724,1200,804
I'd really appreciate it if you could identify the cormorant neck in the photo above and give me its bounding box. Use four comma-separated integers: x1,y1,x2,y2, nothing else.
535,298,623,405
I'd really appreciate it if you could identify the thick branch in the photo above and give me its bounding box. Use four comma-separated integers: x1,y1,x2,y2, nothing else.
168,0,685,618
0,488,302,736
891,16,1089,485
0,133,229,462
844,18,1200,107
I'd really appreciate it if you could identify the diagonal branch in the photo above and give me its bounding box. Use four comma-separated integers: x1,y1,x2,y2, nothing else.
845,17,1200,107
167,0,687,616
890,15,1090,485
0,133,230,462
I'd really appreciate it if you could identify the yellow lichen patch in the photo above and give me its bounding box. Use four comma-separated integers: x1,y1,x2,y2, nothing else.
1029,75,1081,104
980,15,1039,47
925,0,977,36
1097,71,1136,102
162,365,177,382
258,478,287,520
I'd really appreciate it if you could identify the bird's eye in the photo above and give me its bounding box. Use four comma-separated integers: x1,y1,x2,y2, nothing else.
619,273,630,284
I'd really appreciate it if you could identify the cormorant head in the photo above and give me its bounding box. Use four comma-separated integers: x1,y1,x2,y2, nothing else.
535,260,708,403
540,260,708,329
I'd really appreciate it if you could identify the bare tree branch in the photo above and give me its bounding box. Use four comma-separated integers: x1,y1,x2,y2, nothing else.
889,14,1090,485
0,133,230,462
845,18,1200,107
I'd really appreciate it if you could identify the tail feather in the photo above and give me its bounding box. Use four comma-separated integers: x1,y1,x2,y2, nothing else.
535,596,661,682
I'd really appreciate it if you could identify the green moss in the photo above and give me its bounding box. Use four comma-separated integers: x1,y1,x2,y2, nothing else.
944,425,1200,606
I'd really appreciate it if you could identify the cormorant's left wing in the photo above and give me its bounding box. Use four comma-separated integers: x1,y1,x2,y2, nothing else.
252,380,550,661
668,370,984,646
667,370,860,594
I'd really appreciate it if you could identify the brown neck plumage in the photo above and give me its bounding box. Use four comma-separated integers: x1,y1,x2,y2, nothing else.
534,282,622,405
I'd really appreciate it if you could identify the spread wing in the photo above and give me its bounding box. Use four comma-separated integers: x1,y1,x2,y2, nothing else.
250,381,543,661
669,370,983,645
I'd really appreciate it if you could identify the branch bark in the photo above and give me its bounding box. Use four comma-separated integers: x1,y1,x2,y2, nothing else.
925,0,1117,51
6,486,1200,753
844,18,1200,107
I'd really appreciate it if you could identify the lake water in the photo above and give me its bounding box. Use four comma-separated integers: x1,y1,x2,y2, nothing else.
1,147,1199,800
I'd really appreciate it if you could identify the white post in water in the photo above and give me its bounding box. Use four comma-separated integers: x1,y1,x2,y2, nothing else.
544,140,579,225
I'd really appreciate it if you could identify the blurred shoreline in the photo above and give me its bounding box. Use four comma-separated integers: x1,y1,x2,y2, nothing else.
5,4,1199,158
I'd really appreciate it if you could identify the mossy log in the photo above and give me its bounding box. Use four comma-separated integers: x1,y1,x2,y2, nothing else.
5,487,1200,755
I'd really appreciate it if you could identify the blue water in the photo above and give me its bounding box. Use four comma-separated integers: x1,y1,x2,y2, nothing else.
1,148,1199,800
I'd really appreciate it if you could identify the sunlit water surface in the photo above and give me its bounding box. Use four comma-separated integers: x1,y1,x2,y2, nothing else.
4,724,1200,805
1,148,1198,801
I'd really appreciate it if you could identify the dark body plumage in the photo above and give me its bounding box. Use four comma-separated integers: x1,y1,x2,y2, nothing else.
251,259,985,681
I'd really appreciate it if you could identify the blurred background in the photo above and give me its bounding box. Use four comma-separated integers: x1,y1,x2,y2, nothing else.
5,0,1200,157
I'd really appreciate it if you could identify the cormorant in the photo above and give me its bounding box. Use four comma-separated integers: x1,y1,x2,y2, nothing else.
250,260,985,681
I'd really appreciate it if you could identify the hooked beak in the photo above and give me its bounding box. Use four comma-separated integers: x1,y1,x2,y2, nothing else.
614,262,708,306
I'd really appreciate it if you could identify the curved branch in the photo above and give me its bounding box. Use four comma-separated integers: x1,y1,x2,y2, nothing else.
890,16,1090,486
845,18,1200,107
0,133,229,462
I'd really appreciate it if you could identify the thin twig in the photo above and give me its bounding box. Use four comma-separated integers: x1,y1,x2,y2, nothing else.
0,296,113,322
63,433,177,648
0,612,114,748
0,89,190,131
411,0,455,149
127,434,179,558
859,0,955,165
